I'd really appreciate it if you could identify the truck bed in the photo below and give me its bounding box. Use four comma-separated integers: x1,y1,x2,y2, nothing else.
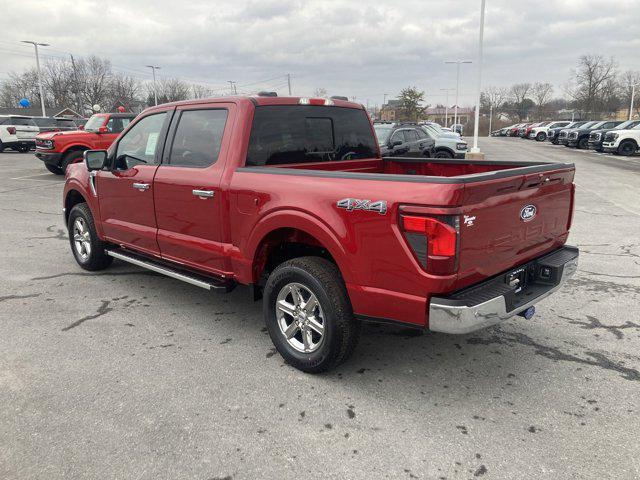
241,157,574,183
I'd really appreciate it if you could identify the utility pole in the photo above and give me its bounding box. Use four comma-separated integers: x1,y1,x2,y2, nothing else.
629,83,638,120
287,74,292,95
146,65,161,105
444,59,472,129
227,80,237,95
70,54,82,115
21,40,49,117
488,105,493,136
470,0,486,154
383,93,388,106
440,88,454,126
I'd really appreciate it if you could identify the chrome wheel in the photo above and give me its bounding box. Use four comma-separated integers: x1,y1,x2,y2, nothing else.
275,282,325,353
72,217,91,261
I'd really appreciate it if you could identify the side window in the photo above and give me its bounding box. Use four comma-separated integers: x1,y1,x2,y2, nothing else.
169,109,228,167
404,130,419,142
390,130,404,144
115,113,167,169
416,128,428,139
107,117,131,133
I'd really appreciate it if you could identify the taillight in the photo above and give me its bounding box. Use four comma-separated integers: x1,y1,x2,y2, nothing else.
401,214,459,275
6,127,16,135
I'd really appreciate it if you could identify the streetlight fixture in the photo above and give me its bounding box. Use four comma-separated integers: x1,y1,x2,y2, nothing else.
444,60,472,130
146,65,161,106
629,83,639,121
469,0,487,155
21,40,49,117
440,88,455,126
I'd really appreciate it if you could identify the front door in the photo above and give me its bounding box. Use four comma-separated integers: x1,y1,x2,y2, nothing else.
153,104,233,274
96,111,171,256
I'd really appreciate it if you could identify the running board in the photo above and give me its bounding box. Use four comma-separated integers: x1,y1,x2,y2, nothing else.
105,249,235,292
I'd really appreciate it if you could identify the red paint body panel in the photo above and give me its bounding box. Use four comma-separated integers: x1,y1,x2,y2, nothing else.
63,96,576,328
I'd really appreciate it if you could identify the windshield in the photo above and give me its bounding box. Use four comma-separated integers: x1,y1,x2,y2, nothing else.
57,119,76,127
33,117,57,127
587,121,606,130
374,125,393,144
84,114,107,131
614,120,640,130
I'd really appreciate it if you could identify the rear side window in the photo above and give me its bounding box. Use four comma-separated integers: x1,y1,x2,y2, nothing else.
169,109,228,167
404,130,418,142
107,117,132,133
246,106,377,166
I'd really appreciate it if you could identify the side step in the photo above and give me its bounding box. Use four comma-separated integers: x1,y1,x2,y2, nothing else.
105,249,235,293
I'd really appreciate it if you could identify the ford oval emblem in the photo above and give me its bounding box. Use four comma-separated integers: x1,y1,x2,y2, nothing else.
520,204,537,222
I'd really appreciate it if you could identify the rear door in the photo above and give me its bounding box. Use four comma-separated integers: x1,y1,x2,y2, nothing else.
96,110,172,255
153,103,233,274
403,129,422,156
388,129,410,156
455,166,575,288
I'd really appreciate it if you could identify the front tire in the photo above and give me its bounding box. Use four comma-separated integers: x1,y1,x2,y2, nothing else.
45,164,64,175
578,138,588,150
536,132,546,141
434,150,453,159
618,140,637,156
67,203,113,271
263,257,360,373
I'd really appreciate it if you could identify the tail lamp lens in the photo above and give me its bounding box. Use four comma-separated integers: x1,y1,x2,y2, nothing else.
7,127,16,135
401,215,459,274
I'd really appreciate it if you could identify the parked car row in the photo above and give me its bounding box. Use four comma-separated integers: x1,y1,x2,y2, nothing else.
0,115,84,153
492,119,640,156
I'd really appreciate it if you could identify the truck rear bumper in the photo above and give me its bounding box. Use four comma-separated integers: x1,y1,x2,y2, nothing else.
428,245,578,334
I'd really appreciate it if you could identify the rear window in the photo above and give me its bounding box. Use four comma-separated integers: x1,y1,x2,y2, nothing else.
246,106,377,166
56,119,76,127
9,117,36,126
33,117,57,127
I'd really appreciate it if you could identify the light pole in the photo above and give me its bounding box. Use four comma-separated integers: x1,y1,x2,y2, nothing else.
488,105,493,136
227,80,237,95
444,60,472,129
470,0,486,154
440,88,455,126
629,83,639,120
21,40,49,117
146,65,161,106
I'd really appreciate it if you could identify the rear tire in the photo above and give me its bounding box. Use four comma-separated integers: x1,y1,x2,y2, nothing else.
618,140,637,156
45,164,64,175
434,150,453,159
263,257,360,373
67,203,113,271
536,132,546,141
61,150,85,172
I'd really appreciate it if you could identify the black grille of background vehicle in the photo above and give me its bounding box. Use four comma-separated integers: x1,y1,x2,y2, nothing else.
589,133,601,141
604,133,616,142
558,131,568,139
568,132,578,139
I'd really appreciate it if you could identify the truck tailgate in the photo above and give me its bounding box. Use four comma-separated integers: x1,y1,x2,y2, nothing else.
455,167,574,290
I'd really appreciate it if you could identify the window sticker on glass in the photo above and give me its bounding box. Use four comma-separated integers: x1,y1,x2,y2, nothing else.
145,132,159,155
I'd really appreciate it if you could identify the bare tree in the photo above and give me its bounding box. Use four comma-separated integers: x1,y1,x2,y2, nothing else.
313,87,328,98
531,82,553,119
77,55,113,110
566,55,617,117
0,69,46,108
108,72,141,110
190,84,213,99
509,83,532,120
44,59,75,109
619,70,640,117
480,86,508,114
148,77,190,105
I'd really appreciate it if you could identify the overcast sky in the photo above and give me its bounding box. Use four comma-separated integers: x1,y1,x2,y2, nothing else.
1,0,639,107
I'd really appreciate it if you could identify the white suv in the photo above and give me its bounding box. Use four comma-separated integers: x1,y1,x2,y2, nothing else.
601,123,640,156
0,115,39,153
529,121,572,141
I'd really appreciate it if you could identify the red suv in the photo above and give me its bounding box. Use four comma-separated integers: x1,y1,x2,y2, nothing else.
35,113,135,174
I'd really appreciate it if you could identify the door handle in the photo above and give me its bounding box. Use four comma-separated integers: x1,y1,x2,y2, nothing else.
192,189,214,198
133,182,150,191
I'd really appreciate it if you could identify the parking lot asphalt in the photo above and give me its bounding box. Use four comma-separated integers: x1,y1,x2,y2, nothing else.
1,139,639,480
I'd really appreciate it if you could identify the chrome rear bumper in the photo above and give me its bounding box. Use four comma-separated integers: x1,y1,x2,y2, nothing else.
428,246,578,334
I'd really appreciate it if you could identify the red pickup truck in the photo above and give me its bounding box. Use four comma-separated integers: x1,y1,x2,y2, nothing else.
63,95,579,372
35,113,135,174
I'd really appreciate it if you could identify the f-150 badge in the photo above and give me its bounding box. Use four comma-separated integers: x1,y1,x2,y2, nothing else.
337,198,387,215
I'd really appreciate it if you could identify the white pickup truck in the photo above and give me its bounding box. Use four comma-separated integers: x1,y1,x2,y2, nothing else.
601,124,640,156
529,121,572,142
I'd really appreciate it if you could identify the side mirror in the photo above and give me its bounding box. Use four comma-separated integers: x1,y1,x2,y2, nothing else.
390,139,403,147
98,126,108,134
77,124,84,130
84,150,108,171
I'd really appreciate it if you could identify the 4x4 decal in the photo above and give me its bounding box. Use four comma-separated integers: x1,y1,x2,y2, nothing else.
336,198,387,215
